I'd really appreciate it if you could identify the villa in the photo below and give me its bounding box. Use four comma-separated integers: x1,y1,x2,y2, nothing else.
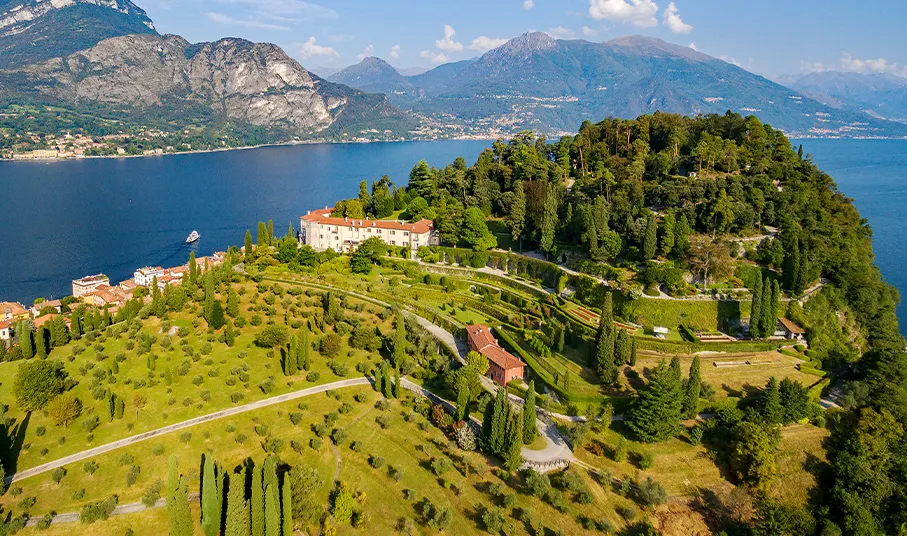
300,208,439,256
72,274,109,297
134,266,165,287
0,301,28,321
465,324,526,387
30,299,62,317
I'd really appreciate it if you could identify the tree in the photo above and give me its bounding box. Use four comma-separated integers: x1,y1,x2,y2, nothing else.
595,293,617,384
257,222,268,248
281,477,293,536
244,230,254,261
255,325,289,349
784,239,800,293
393,367,401,398
225,470,250,536
47,393,82,427
661,212,676,257
298,326,310,371
18,320,33,359
167,456,194,536
687,236,732,291
455,376,470,422
267,220,274,245
630,338,637,366
614,329,630,365
627,359,683,442
392,311,406,368
460,207,497,251
227,290,240,317
504,411,524,471
408,160,433,199
523,381,537,443
750,272,764,338
209,300,226,330
486,388,507,455
285,334,298,376
759,377,783,425
507,180,527,249
188,251,198,287
265,484,280,536
331,482,355,523
729,421,779,491
14,359,67,411
201,455,223,536
643,212,658,260
682,356,701,419
540,183,559,254
251,466,265,536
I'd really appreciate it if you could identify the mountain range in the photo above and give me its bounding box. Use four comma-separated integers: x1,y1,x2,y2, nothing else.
329,32,907,138
781,71,907,124
2,0,907,145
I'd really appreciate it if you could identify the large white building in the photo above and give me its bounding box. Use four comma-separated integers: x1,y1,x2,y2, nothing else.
300,208,439,255
134,266,165,287
72,274,110,297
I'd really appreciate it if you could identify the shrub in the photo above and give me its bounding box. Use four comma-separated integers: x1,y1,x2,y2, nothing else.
72,489,85,500
262,436,284,454
83,461,99,475
81,415,100,434
376,415,391,429
331,429,348,446
637,452,654,470
254,424,270,436
179,432,192,444
636,476,668,508
118,453,135,466
126,465,141,486
235,434,248,444
309,438,323,450
51,467,67,484
289,412,303,425
152,444,166,456
80,496,118,524
430,457,452,476
369,456,386,469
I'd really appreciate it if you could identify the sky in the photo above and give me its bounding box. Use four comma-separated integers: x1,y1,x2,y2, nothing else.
137,0,907,79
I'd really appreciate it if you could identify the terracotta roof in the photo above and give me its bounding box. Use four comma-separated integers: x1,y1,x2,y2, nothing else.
0,302,28,317
466,324,497,352
0,319,13,329
34,314,69,329
778,317,806,335
301,208,434,234
483,345,525,371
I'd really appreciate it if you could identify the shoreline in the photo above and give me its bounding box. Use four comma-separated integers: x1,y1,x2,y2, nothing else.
0,136,500,163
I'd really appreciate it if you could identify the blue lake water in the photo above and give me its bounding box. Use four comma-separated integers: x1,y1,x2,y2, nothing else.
794,138,907,331
1,138,904,332
0,141,491,304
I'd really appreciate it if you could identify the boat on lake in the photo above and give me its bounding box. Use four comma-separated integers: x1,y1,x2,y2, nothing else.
186,230,200,244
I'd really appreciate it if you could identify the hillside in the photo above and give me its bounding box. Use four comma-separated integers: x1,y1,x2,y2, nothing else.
784,70,907,123
332,32,907,138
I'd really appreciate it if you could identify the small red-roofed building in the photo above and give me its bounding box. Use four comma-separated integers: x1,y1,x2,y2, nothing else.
465,324,526,387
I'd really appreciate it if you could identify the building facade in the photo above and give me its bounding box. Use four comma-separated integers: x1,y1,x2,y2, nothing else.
465,324,526,387
72,274,110,297
300,208,439,256
134,267,164,287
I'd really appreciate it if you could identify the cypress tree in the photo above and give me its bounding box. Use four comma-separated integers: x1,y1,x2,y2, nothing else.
225,470,250,536
19,321,33,359
554,327,565,353
629,338,637,366
796,251,809,295
750,272,763,338
225,323,236,347
614,329,630,365
264,484,280,536
381,362,392,398
35,328,47,358
251,465,265,536
669,356,681,386
456,376,470,422
522,380,537,444
769,281,781,334
627,359,684,442
392,311,406,367
643,212,658,260
298,326,310,371
759,280,773,339
373,365,383,393
286,335,298,376
267,220,274,246
504,411,524,471
595,293,617,384
188,251,197,287
393,367,401,398
257,222,268,248
201,455,222,536
661,211,676,257
488,388,507,454
784,239,800,292
683,356,701,419
761,377,782,425
168,456,193,536
281,478,293,536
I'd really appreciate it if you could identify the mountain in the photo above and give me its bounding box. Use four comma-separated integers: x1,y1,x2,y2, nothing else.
332,32,907,137
0,0,157,69
0,0,419,140
784,71,907,123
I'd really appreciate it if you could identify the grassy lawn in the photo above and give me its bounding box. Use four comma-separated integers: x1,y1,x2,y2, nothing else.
772,424,829,508
629,351,819,398
0,280,393,474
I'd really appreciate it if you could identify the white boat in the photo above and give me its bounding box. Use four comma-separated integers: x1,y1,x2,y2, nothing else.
185,230,200,244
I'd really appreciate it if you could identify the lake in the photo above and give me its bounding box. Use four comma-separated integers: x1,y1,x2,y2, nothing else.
0,141,492,304
1,138,904,331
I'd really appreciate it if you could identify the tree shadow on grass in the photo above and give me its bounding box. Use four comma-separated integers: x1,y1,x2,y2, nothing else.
0,412,30,476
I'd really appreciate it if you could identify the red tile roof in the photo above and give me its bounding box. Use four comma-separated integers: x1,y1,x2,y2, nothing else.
483,345,525,371
302,208,434,234
778,317,806,335
466,324,497,352
466,324,525,371
0,301,27,317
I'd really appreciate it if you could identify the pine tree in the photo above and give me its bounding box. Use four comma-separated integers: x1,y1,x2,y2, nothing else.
643,212,658,260
201,455,222,536
298,326,310,371
168,456,194,536
750,272,763,338
225,470,250,536
522,381,537,444
595,293,617,384
627,360,684,442
264,484,280,536
456,376,470,422
281,477,293,536
251,465,265,536
761,377,782,425
683,356,701,419
488,388,507,455
504,411,524,471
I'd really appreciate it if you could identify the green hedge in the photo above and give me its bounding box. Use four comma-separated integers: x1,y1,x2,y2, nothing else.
420,247,563,288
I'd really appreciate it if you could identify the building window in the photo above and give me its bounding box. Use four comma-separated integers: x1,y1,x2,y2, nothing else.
404,231,409,236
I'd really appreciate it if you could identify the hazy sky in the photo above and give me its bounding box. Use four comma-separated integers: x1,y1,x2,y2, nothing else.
138,0,907,78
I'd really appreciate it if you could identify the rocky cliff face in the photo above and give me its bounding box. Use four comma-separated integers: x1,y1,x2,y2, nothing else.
17,34,409,134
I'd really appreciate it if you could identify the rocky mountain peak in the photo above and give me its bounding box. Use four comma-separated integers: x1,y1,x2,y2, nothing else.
480,31,558,64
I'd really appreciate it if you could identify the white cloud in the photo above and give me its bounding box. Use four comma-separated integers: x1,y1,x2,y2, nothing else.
662,2,692,34
389,45,401,59
523,0,534,9
688,42,697,51
215,0,337,19
546,26,576,39
581,26,599,37
357,44,375,60
470,36,508,52
299,36,340,58
421,50,450,64
435,25,464,53
799,53,907,77
205,12,290,30
720,55,752,70
588,0,658,28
